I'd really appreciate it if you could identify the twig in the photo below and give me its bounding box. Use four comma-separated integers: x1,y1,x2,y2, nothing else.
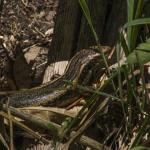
0,133,9,150
6,99,14,150
3,106,59,136
71,132,112,150
62,98,109,150
2,105,111,150
0,111,49,144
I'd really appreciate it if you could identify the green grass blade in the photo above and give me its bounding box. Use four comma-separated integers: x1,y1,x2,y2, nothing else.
127,0,135,51
136,43,150,51
78,0,99,43
123,18,150,28
127,50,150,64
79,0,117,92
130,0,143,51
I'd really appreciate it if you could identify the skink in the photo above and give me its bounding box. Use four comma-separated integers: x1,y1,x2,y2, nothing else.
6,48,109,107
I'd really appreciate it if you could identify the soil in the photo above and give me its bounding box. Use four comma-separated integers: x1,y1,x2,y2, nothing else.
0,0,59,90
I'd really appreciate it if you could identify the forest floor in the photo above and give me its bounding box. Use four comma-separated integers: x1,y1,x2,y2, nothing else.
0,1,62,149
0,0,58,91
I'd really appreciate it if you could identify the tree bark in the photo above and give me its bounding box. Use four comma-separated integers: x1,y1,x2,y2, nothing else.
77,0,109,51
102,0,127,46
48,0,127,58
48,0,82,63
45,0,127,81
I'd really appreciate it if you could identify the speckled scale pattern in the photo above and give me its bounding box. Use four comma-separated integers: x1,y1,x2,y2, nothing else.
9,49,101,107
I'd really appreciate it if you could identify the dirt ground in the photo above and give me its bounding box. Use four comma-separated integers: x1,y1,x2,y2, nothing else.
0,0,59,91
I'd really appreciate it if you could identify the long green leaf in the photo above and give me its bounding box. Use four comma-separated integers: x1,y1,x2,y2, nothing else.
124,18,150,28
78,0,117,92
78,0,98,42
136,43,150,51
131,0,143,51
127,50,150,64
127,0,135,51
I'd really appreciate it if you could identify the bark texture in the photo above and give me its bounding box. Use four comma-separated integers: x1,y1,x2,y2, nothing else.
102,0,127,46
48,0,81,63
48,0,127,62
45,0,127,81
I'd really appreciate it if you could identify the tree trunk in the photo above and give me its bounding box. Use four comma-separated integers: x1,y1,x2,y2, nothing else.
77,0,109,51
48,0,127,61
48,0,81,63
102,0,127,46
44,0,127,82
